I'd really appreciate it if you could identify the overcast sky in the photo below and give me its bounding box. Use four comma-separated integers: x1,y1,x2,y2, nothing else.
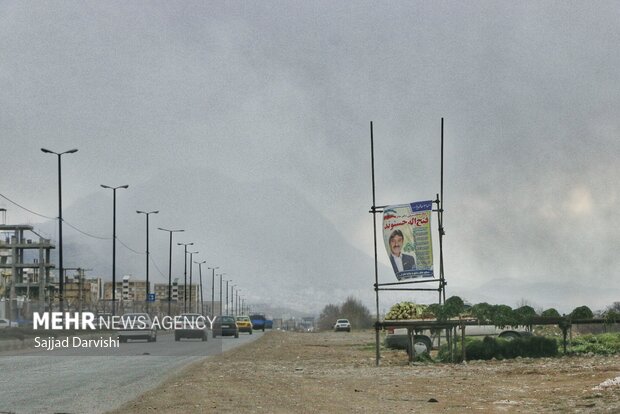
2,1,619,313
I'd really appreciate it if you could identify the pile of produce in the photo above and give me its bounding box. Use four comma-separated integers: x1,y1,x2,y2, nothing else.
385,302,429,320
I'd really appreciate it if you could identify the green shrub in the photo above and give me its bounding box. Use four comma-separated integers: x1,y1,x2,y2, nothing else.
514,306,538,325
438,335,558,361
541,308,561,318
569,333,620,355
570,306,594,320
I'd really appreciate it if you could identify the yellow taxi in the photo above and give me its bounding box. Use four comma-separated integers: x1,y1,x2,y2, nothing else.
235,315,253,334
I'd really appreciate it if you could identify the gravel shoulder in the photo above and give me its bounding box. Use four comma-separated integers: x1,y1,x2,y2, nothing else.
111,330,620,413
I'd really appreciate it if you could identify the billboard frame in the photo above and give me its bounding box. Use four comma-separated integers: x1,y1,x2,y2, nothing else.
369,119,447,366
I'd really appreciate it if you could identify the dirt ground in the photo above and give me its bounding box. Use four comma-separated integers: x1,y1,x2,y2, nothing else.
112,330,620,413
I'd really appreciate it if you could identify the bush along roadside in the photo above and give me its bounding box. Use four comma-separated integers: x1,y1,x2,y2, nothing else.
567,333,620,355
437,335,558,362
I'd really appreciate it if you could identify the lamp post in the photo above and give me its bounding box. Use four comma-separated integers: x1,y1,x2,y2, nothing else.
235,289,240,316
225,280,230,315
100,184,129,315
208,266,219,316
188,250,198,312
136,210,158,307
218,273,225,316
158,227,184,315
230,284,236,316
195,260,206,314
41,147,78,313
177,242,193,312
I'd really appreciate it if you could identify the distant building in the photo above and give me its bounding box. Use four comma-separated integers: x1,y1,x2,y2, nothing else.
64,272,102,310
0,224,56,316
103,275,149,302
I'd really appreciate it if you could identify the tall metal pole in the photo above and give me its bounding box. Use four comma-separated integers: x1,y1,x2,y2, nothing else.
101,184,129,315
41,148,78,313
370,121,381,366
230,285,236,316
188,250,198,311
57,154,63,312
219,274,223,316
159,227,184,315
137,210,159,307
235,289,239,316
177,242,193,312
195,260,206,314
208,266,218,316
439,117,446,304
225,280,229,315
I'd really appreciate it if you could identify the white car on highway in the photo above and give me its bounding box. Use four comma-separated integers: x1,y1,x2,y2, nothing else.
0,318,18,329
333,319,351,332
117,313,157,343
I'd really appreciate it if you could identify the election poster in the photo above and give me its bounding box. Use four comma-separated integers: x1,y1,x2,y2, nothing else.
383,201,434,280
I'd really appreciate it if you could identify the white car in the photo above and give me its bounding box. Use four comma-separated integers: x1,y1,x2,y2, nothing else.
334,319,351,332
0,318,17,329
117,313,157,343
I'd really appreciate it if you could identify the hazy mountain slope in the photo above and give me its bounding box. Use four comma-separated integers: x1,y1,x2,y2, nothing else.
36,167,379,313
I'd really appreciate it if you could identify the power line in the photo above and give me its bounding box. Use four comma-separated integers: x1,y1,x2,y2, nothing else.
62,219,110,240
0,192,56,220
116,237,144,255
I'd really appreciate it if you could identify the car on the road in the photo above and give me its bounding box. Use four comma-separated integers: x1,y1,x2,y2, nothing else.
175,313,208,341
249,314,266,332
0,318,17,329
235,315,253,334
117,313,157,343
333,319,351,332
212,315,239,338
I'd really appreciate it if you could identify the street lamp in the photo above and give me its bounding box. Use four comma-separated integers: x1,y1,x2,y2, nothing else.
194,260,206,314
158,227,184,315
218,273,226,316
208,266,219,316
100,184,129,315
235,289,240,316
41,147,78,312
177,242,194,312
188,250,198,312
136,210,159,305
229,284,236,316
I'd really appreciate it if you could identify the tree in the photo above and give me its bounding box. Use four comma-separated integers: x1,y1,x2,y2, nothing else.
570,305,594,320
470,302,493,324
514,305,537,325
340,296,373,329
317,304,340,331
606,302,620,313
443,296,465,318
317,297,373,331
491,304,515,328
541,308,561,318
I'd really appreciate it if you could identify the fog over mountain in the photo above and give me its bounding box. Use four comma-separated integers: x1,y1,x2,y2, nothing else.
3,2,620,316
37,167,381,314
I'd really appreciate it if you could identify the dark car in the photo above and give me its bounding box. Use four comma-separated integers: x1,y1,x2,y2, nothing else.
249,314,266,332
212,315,239,338
175,313,208,341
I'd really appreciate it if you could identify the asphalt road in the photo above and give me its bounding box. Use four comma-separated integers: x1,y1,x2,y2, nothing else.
0,331,262,414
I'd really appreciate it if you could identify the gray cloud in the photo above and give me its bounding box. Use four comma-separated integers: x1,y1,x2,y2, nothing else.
2,1,619,313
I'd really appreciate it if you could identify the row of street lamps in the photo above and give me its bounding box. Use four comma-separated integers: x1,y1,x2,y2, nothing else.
41,147,250,316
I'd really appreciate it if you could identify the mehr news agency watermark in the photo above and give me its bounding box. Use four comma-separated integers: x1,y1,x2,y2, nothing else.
31,312,214,351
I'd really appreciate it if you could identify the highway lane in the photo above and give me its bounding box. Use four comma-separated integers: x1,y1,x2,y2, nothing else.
0,331,262,413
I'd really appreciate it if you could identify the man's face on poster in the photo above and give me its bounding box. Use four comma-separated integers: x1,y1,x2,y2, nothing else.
390,234,403,257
